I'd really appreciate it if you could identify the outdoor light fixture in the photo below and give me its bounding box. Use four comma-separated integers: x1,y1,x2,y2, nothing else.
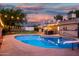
11,16,14,19
47,27,52,31
0,16,4,27
44,27,48,30
57,26,60,31
0,14,4,27
17,17,20,20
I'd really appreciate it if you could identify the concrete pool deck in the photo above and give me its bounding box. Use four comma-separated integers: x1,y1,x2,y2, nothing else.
0,34,79,56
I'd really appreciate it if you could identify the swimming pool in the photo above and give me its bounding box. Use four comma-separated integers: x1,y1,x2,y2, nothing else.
15,35,77,48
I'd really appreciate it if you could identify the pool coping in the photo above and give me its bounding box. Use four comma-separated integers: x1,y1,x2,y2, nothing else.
1,34,79,56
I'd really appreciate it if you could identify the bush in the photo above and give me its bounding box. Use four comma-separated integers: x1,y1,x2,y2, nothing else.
2,28,9,35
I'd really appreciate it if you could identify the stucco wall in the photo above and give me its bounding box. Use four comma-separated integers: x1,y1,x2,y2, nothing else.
59,24,78,37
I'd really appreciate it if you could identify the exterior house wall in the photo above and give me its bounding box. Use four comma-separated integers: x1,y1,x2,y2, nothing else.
59,24,78,37
24,27,34,31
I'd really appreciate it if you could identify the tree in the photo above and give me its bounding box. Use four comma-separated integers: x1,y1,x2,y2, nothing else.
0,8,25,26
68,10,79,18
74,10,79,18
54,15,63,21
0,8,26,32
68,10,74,15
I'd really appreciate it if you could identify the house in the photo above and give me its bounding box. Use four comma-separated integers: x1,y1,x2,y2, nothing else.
58,19,79,38
38,23,58,35
22,22,40,31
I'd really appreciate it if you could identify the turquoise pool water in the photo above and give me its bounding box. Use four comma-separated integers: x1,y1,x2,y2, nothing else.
15,35,77,48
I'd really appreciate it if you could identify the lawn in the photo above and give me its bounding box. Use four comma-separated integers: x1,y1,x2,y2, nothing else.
8,31,38,34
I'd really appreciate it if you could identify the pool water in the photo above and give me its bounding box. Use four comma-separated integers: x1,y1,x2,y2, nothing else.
15,35,77,48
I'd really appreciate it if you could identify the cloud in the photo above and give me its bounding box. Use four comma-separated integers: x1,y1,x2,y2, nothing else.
27,14,54,22
16,5,45,10
1,3,79,22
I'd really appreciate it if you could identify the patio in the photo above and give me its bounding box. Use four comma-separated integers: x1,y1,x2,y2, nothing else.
0,34,79,56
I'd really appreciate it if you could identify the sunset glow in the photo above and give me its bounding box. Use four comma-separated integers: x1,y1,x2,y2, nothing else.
27,14,53,22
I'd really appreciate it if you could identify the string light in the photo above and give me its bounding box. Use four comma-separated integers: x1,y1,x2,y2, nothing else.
4,15,7,18
11,16,14,19
17,17,20,20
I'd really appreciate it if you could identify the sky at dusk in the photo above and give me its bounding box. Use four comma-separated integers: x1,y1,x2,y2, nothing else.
0,3,79,22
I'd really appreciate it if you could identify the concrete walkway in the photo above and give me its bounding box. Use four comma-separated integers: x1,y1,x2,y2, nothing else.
0,34,79,56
